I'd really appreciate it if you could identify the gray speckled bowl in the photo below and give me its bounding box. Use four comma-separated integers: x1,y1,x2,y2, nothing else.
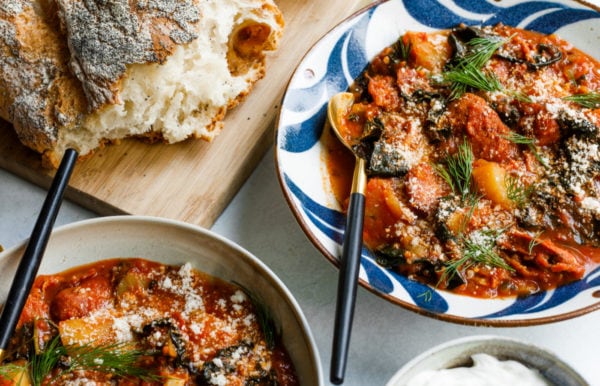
0,215,323,386
386,335,588,386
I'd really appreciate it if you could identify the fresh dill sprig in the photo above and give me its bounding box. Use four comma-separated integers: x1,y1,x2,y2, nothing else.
508,90,533,103
65,342,156,381
444,63,503,99
438,228,515,287
503,131,548,167
417,290,433,303
563,92,600,109
391,36,412,63
503,131,534,145
433,140,475,201
459,194,481,234
30,334,63,386
443,34,510,99
505,174,534,208
462,231,514,271
234,283,278,349
528,232,544,254
464,35,509,69
25,335,158,385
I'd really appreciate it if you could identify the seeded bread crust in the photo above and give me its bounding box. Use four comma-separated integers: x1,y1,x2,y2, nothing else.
0,0,284,168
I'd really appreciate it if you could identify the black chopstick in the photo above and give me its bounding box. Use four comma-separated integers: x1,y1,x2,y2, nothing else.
0,148,78,360
330,156,367,385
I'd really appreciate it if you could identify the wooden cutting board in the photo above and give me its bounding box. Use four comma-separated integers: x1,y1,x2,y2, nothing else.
0,0,369,227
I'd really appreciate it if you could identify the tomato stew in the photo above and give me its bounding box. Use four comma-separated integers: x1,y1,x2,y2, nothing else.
0,258,298,385
325,24,600,298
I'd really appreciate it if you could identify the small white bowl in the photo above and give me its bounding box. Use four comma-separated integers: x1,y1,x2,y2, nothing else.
0,215,323,385
386,335,587,386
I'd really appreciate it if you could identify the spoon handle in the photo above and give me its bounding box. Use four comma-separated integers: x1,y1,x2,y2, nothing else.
331,157,366,385
0,148,78,358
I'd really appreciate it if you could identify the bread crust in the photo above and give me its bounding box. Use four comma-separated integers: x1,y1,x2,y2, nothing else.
0,0,284,168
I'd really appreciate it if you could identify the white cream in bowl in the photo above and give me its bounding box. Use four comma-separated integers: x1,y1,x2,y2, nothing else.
386,335,587,386
402,353,549,386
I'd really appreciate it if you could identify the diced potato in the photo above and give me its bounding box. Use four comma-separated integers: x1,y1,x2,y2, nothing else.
472,159,512,209
444,210,465,235
58,313,117,347
404,30,451,72
162,372,189,386
381,179,417,223
0,361,31,386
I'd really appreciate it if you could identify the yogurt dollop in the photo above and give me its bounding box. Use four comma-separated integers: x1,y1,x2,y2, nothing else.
404,353,550,386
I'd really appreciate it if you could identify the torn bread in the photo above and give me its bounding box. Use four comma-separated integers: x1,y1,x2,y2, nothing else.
0,0,284,168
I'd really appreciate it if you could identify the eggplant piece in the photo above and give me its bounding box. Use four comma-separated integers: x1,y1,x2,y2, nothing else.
425,97,451,142
489,98,521,128
516,205,545,229
367,140,411,176
374,245,406,268
3,323,35,362
200,342,277,386
496,43,562,70
141,319,186,361
351,117,384,161
348,73,372,104
557,110,598,139
412,259,439,283
442,269,466,290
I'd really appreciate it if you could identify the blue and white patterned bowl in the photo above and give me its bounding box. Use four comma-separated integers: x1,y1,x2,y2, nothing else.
275,0,600,326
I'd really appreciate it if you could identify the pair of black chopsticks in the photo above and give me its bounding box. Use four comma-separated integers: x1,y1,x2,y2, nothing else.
0,148,77,361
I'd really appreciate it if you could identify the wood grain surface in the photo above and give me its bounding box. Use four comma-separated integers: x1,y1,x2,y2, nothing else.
0,0,367,227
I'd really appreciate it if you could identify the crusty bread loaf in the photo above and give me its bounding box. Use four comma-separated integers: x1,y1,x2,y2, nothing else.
0,0,284,168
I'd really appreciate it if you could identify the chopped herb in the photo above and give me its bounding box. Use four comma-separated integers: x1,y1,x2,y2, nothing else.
505,174,534,208
444,63,503,99
564,92,600,109
508,90,533,103
8,335,159,386
433,140,475,201
417,290,433,303
463,35,510,69
443,34,510,99
63,342,155,381
30,334,63,386
348,113,360,122
503,131,548,167
459,194,481,234
461,229,514,272
235,283,278,349
438,228,514,288
390,36,412,63
528,232,543,254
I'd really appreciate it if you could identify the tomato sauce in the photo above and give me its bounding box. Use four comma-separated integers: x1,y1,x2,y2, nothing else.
325,24,600,298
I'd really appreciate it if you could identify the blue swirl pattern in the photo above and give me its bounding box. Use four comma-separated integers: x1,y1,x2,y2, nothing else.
276,0,600,324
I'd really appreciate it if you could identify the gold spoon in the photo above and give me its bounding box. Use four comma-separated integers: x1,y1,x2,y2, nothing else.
327,92,367,385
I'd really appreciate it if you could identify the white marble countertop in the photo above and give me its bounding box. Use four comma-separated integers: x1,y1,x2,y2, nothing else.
1,148,599,385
